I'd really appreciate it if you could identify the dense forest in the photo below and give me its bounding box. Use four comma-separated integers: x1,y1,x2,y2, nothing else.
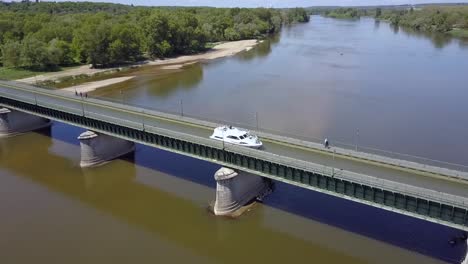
323,8,369,19
377,6,468,37
0,2,309,71
319,5,468,38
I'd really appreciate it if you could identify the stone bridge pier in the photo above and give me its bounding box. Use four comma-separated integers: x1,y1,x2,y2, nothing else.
78,130,135,168
213,167,273,216
463,238,468,264
0,108,51,137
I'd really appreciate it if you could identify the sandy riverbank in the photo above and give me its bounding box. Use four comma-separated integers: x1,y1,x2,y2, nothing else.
148,39,260,67
62,77,135,93
17,65,120,84
16,39,260,91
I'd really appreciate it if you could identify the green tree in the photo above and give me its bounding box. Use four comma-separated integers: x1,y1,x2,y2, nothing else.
224,27,240,41
2,40,22,67
55,39,74,65
47,39,64,66
375,8,382,18
109,22,142,64
48,38,74,66
144,11,172,58
73,19,112,67
168,11,206,54
21,35,50,68
88,22,112,66
0,2,310,70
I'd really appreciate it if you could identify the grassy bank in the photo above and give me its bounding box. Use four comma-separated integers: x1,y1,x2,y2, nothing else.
0,66,81,81
0,67,50,81
448,28,468,38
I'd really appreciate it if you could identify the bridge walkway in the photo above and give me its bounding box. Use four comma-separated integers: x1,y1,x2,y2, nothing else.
0,80,467,199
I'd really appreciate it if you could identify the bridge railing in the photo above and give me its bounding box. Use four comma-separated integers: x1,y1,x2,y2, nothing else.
2,80,468,177
86,102,468,208
86,93,468,176
1,83,468,211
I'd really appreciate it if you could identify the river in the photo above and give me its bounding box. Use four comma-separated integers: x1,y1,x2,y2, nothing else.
91,15,468,167
1,16,468,263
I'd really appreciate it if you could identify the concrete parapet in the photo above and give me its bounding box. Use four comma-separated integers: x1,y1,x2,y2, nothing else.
78,130,135,168
0,108,51,137
213,167,273,216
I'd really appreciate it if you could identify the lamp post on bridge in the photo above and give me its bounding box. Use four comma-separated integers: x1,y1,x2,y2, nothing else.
255,111,259,131
355,128,359,152
81,95,85,116
332,148,336,177
180,99,184,117
222,128,225,150
142,110,145,131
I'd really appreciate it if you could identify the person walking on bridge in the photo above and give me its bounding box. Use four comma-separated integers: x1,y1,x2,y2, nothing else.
324,138,329,148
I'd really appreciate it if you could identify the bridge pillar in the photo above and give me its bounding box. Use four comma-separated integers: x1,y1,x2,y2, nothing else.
463,238,468,264
78,130,135,168
0,107,51,137
213,167,273,216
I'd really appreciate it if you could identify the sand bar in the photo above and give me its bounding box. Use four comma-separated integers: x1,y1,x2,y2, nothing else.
63,76,135,93
147,39,259,66
16,39,259,85
17,65,121,84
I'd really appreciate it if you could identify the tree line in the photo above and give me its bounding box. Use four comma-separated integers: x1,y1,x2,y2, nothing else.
316,5,468,37
0,2,309,69
376,6,468,36
323,8,368,19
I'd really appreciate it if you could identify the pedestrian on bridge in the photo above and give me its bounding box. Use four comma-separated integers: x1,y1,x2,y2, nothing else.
324,138,329,148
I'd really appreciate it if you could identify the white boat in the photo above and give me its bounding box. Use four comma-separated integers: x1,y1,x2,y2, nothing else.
210,125,262,148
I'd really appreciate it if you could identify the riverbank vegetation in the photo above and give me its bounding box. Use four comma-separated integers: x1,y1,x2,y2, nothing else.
0,67,51,81
318,5,468,38
377,6,468,37
0,2,309,79
323,8,368,19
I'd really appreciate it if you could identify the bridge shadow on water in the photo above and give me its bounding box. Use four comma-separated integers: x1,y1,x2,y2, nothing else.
48,121,466,264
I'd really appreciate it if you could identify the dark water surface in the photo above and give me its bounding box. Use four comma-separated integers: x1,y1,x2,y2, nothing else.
1,16,468,264
0,123,449,264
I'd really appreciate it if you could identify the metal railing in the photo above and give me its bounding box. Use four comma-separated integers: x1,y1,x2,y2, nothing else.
1,81,468,211
2,80,468,179
86,92,468,175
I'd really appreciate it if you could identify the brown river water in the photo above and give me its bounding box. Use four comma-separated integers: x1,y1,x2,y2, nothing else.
2,16,468,263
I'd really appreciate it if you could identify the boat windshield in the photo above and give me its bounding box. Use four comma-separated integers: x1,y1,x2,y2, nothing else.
239,134,249,140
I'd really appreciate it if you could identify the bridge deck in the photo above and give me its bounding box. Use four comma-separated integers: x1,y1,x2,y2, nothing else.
1,80,467,200
127,112,468,198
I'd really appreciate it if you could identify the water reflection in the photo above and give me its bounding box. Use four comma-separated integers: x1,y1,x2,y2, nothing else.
0,125,451,264
0,131,370,264
398,26,453,49
146,64,204,98
374,20,381,31
235,34,280,61
91,63,204,99
81,153,136,191
458,39,468,49
0,126,52,160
